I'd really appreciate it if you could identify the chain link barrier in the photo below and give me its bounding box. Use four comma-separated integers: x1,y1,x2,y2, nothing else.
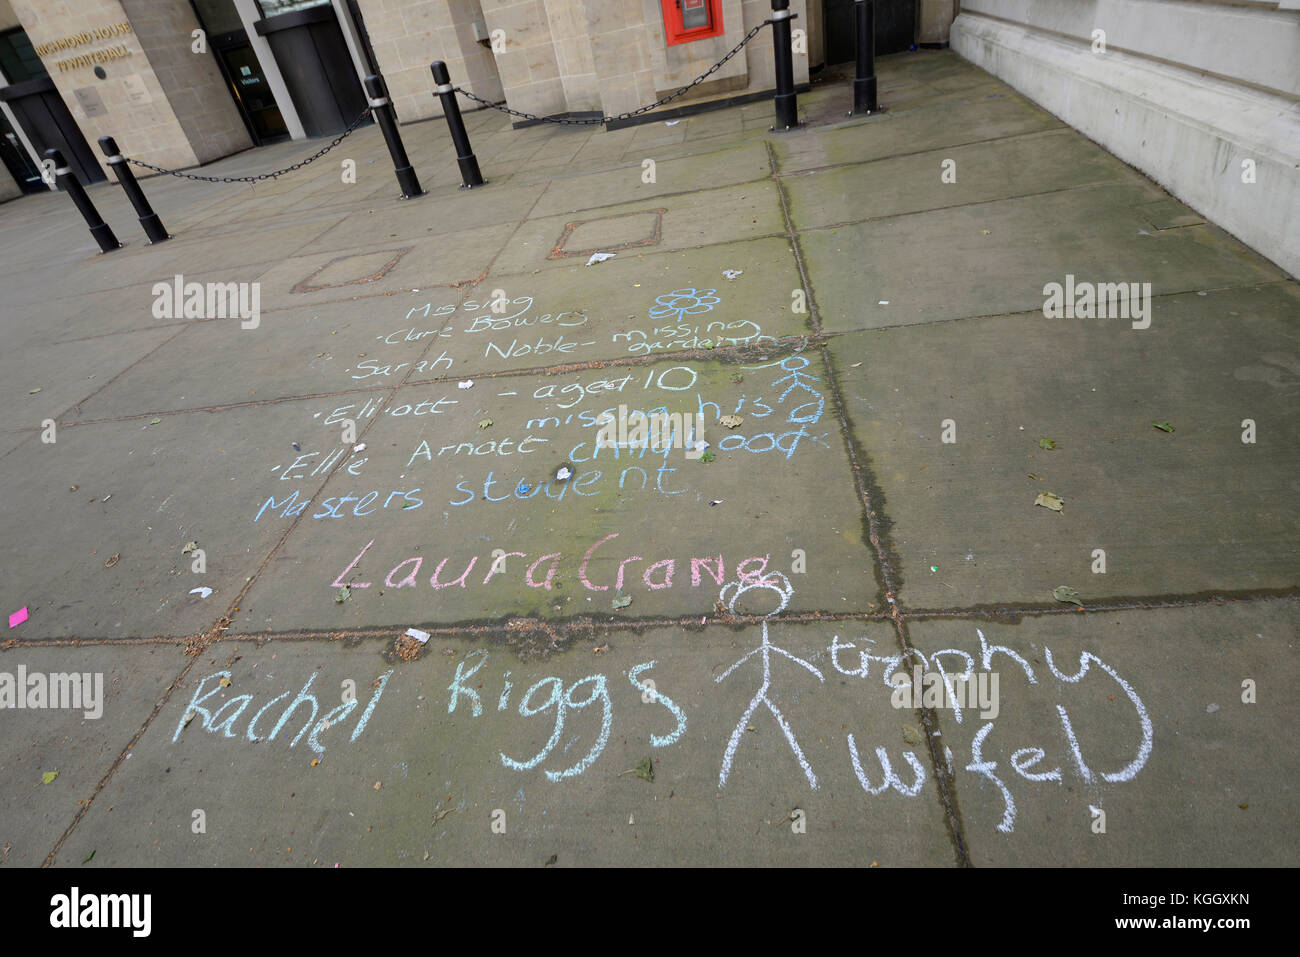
454,19,773,127
123,107,372,184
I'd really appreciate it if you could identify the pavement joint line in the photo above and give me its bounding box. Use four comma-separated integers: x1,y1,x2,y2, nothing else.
4,591,1295,649
53,331,824,431
803,277,1298,335
58,385,394,428
41,653,205,867
773,123,1072,178
769,135,974,867
797,177,1154,235
399,333,823,386
897,617,974,867
902,591,1300,622
48,323,192,428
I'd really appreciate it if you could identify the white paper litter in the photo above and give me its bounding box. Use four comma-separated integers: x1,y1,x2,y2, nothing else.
556,466,572,481
404,628,431,644
457,379,474,390
353,443,366,452
189,586,213,598
722,269,743,280
585,252,616,266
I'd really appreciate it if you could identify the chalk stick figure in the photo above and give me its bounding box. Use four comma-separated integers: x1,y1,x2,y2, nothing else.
715,570,825,789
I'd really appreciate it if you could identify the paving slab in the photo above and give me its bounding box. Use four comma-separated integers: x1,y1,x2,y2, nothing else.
0,642,184,866
490,180,786,276
905,601,1298,865
528,141,773,219
248,223,516,310
67,300,402,420
231,352,877,631
305,181,550,255
826,283,1300,608
59,622,957,867
0,399,367,639
782,127,1143,229
773,93,1064,173
3,326,183,428
435,238,808,377
803,183,1288,332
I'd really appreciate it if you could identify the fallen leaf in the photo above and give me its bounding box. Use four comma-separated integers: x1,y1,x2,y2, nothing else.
634,757,654,782
612,592,632,610
1034,492,1064,512
1027,473,1042,481
104,553,120,567
902,724,923,746
149,418,162,426
1038,438,1057,450
219,676,232,688
81,850,95,864
477,418,493,429
181,541,198,554
1052,585,1083,607
719,414,743,428
335,586,351,603
42,771,58,785
402,501,418,508
1153,421,1175,433
545,854,558,866
28,388,41,395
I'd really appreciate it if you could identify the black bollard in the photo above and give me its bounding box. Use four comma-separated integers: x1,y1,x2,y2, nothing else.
98,136,169,243
853,0,878,114
770,0,799,130
45,149,121,253
363,74,424,199
430,60,485,189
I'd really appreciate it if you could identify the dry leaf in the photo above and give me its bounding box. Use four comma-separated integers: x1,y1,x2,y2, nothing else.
719,414,743,429
1034,492,1064,512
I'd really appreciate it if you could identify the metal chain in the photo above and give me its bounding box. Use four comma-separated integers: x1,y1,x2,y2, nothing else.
454,19,773,126
124,107,372,183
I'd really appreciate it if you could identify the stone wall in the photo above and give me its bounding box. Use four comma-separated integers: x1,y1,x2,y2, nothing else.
357,0,504,121
952,0,1300,277
10,0,250,173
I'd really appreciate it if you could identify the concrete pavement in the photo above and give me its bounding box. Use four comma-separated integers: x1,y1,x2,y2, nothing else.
0,50,1295,868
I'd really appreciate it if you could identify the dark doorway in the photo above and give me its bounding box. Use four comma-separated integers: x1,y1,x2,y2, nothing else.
0,26,104,184
824,0,916,65
0,76,105,184
191,0,290,145
0,112,46,194
254,4,368,137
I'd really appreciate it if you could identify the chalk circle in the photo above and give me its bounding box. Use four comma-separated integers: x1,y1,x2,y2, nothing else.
720,571,793,619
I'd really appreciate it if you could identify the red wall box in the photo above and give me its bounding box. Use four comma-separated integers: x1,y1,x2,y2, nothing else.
661,0,725,45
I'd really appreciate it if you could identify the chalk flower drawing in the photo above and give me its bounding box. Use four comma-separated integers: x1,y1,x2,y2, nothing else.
649,288,721,323
715,571,825,789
